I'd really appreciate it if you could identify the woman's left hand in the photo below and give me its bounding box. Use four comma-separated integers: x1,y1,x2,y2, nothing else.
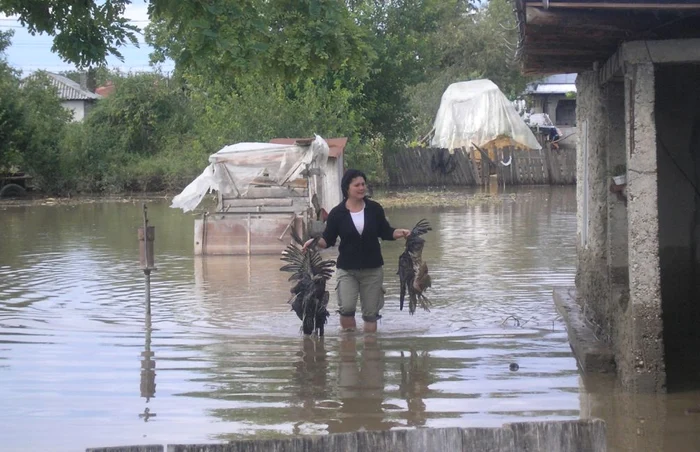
394,229,411,239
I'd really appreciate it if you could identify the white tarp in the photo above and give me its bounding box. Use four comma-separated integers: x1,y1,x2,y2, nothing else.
430,79,541,150
171,135,330,212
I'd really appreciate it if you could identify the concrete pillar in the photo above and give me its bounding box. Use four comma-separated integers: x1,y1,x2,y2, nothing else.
605,82,629,345
605,82,628,285
575,71,610,339
623,62,666,392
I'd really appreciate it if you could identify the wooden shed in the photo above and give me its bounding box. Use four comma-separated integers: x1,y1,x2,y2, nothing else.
270,137,346,212
171,136,345,255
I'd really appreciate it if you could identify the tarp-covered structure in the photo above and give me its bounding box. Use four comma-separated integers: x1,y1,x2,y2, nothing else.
430,79,541,151
171,135,330,213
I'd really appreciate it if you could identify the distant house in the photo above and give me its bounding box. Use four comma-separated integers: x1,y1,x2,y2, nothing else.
524,73,577,149
525,73,577,126
95,80,115,98
23,72,102,121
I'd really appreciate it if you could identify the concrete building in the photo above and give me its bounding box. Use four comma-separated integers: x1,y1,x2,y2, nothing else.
515,0,700,393
525,74,577,149
525,73,577,127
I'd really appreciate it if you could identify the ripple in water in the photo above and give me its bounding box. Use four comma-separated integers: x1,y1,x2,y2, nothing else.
3,189,694,452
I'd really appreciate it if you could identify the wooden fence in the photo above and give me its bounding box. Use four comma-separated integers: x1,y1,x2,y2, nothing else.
385,145,575,187
385,147,480,187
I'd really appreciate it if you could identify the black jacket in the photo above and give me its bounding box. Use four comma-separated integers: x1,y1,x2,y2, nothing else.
322,198,396,270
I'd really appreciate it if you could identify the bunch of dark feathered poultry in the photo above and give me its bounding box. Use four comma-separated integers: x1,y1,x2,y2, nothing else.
281,218,433,335
280,231,336,336
398,219,433,314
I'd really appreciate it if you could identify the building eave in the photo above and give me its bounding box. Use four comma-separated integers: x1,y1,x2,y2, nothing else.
515,0,700,75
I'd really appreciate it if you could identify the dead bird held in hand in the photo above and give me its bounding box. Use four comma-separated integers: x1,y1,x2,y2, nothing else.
398,219,432,314
280,230,336,336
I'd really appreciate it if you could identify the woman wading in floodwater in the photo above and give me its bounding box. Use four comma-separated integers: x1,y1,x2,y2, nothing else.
304,169,410,333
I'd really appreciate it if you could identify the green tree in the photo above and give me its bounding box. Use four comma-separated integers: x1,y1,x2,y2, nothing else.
146,0,373,82
349,0,475,142
85,73,192,157
0,31,71,191
18,73,73,191
407,0,533,136
1,0,373,80
0,0,139,67
0,30,23,170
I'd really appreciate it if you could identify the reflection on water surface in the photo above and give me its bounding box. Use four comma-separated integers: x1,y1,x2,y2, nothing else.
1,187,698,451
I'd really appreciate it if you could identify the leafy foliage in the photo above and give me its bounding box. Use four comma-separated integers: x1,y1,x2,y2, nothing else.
1,0,534,193
146,0,373,81
0,31,72,190
17,73,73,191
407,0,532,136
0,0,139,67
0,30,23,170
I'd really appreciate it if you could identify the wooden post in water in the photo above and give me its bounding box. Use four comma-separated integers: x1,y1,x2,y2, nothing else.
138,204,156,315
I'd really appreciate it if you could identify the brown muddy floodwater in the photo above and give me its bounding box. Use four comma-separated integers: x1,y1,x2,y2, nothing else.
1,187,699,452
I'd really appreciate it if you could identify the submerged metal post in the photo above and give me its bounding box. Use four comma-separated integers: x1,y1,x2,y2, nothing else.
144,270,151,315
138,204,156,315
140,311,156,419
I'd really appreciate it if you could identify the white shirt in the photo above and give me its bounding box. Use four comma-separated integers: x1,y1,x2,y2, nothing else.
350,205,365,235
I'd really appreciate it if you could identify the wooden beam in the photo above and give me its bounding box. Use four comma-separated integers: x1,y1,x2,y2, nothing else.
523,65,590,75
525,5,651,30
527,1,700,10
524,55,607,65
522,36,624,51
524,47,612,57
523,27,630,40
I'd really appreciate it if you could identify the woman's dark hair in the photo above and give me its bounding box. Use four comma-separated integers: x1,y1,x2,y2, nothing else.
341,169,367,199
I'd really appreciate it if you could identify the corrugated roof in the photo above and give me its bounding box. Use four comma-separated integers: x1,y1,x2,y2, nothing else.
525,73,577,94
23,72,102,101
530,83,577,94
539,74,577,84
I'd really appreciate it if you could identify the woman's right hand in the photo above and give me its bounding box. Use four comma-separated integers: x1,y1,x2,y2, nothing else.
302,238,315,252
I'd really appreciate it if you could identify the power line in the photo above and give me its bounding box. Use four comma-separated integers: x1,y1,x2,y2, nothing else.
0,18,150,23
8,41,147,47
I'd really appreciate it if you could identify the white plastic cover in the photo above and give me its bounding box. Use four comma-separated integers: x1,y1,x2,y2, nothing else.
430,79,541,151
171,135,330,212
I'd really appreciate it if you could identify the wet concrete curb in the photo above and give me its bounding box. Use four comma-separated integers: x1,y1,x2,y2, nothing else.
553,287,616,373
86,419,606,451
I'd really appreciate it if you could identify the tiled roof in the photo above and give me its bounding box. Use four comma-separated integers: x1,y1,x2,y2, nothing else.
95,81,115,97
24,72,102,101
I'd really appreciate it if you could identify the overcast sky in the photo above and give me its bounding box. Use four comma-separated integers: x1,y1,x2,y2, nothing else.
0,1,173,74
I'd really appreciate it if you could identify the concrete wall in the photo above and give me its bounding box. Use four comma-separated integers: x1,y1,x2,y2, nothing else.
575,71,611,344
624,63,665,392
531,94,576,126
575,63,666,392
61,99,87,121
85,419,607,452
557,125,578,151
654,64,700,387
